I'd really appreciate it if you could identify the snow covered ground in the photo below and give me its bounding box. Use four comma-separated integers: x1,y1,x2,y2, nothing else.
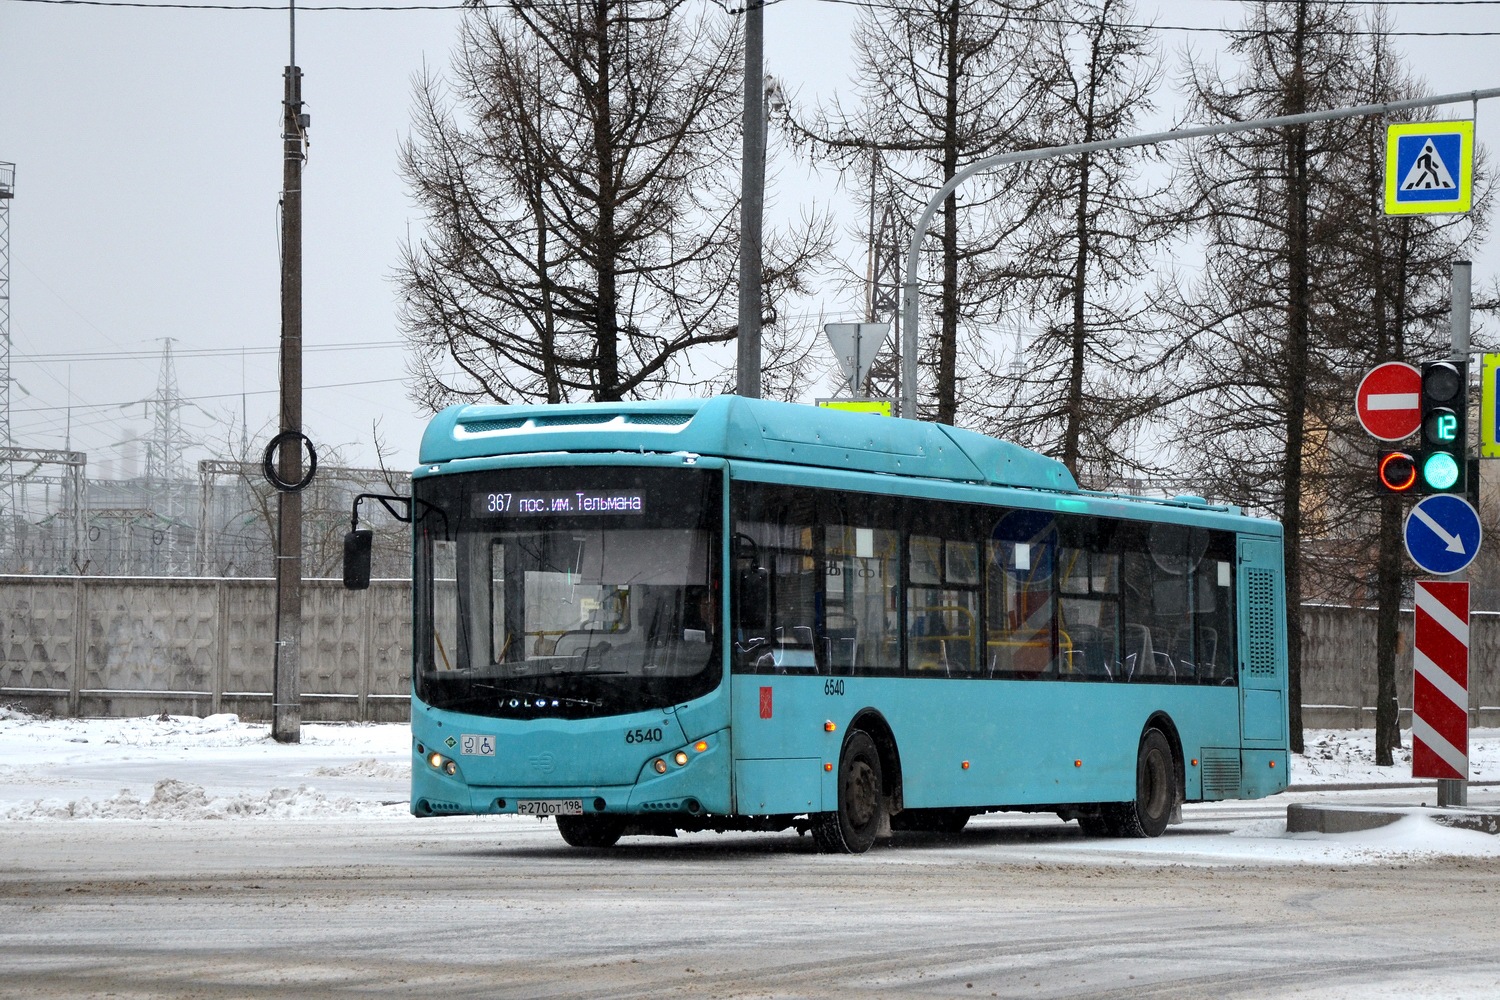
4,704,1500,864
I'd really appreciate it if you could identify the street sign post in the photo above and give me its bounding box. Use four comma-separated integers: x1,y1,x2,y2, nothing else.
822,322,891,398
1412,580,1470,782
1355,361,1422,441
1384,121,1475,216
1403,494,1483,576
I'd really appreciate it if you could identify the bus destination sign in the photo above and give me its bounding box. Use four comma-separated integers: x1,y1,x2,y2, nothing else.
472,489,646,517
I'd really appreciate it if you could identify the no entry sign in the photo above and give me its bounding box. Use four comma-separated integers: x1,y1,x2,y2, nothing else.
1356,362,1422,441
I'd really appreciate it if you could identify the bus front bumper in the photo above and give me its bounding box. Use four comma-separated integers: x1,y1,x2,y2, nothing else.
410,730,731,818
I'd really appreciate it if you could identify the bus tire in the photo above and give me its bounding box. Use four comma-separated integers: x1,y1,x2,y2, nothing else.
811,730,885,854
1104,728,1175,838
555,814,625,848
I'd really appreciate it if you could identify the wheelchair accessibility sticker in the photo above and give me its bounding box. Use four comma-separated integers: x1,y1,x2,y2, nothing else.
460,734,496,756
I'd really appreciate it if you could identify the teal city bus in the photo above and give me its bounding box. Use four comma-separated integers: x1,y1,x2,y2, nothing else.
344,396,1289,853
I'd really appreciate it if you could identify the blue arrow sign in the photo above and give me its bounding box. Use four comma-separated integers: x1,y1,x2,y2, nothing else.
1404,494,1483,576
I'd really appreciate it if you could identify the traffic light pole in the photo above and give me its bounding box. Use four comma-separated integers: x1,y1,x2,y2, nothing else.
1437,260,1471,809
898,85,1500,419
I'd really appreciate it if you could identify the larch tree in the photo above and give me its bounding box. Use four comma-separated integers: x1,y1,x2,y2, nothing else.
972,0,1183,486
1311,14,1489,765
1160,0,1398,753
396,0,826,407
791,0,1051,426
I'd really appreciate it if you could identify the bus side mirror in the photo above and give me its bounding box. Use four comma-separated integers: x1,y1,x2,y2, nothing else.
735,566,770,631
343,528,373,590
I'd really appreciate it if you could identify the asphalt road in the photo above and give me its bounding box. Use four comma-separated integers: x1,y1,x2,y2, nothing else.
5,796,1500,999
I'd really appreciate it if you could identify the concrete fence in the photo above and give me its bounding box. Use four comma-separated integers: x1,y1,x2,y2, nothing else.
3,575,1497,727
0,576,411,722
1300,603,1500,729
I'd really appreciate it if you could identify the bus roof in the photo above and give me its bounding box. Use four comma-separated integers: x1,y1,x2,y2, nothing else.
421,396,1079,493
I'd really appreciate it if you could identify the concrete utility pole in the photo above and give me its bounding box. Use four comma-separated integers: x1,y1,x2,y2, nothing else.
272,12,307,744
897,85,1500,420
1,163,14,531
1438,259,1472,809
735,0,764,399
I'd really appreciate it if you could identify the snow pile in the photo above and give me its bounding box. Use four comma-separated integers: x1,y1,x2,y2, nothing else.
1,777,389,821
308,758,408,780
1296,727,1500,784
3,712,1500,864
0,711,407,756
0,713,410,823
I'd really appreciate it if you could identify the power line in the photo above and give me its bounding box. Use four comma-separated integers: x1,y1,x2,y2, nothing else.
14,376,410,413
12,340,403,364
8,0,467,7
804,0,1500,35
10,0,1500,39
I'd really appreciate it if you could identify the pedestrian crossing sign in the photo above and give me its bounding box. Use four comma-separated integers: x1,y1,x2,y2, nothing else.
1384,120,1474,215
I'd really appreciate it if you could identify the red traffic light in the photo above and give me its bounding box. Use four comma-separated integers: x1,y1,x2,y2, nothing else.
1378,451,1418,492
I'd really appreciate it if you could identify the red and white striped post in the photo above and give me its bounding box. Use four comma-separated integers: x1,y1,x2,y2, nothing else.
1411,580,1470,785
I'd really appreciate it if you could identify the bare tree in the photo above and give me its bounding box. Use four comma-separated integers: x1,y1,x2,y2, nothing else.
398,1,827,407
791,0,1049,425
1159,0,1447,753
1309,15,1491,763
972,0,1182,486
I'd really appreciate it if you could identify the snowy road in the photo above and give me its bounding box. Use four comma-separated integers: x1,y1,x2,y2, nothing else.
4,714,1500,997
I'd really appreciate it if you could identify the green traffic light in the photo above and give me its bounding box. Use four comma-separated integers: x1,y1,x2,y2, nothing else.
1422,451,1460,490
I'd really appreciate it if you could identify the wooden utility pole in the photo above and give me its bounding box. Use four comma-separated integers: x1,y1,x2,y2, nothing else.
272,50,306,743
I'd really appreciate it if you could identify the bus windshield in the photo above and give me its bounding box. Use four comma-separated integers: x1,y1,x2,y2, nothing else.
413,467,722,720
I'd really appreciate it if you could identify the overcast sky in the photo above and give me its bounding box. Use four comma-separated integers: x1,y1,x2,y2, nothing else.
2,0,1498,476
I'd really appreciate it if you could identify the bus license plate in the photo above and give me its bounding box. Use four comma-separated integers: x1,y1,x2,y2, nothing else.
517,799,584,817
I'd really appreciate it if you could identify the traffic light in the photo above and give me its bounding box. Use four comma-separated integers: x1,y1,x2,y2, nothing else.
1418,359,1468,494
1377,451,1418,493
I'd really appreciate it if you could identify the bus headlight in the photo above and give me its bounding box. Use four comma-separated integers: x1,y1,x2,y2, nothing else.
674,751,689,767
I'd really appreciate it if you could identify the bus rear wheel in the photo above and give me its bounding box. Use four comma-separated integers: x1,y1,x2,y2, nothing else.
556,814,625,848
811,730,885,854
1102,728,1175,838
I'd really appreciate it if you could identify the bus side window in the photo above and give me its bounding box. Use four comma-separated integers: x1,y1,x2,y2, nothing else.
987,537,1054,678
730,517,818,674
823,525,898,674
1057,541,1120,681
906,535,981,677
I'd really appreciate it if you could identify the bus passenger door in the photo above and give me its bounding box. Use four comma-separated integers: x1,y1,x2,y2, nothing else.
1236,536,1289,795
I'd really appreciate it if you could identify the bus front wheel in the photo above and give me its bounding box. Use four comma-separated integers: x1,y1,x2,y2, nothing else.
556,814,625,848
1102,728,1175,838
811,730,885,854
